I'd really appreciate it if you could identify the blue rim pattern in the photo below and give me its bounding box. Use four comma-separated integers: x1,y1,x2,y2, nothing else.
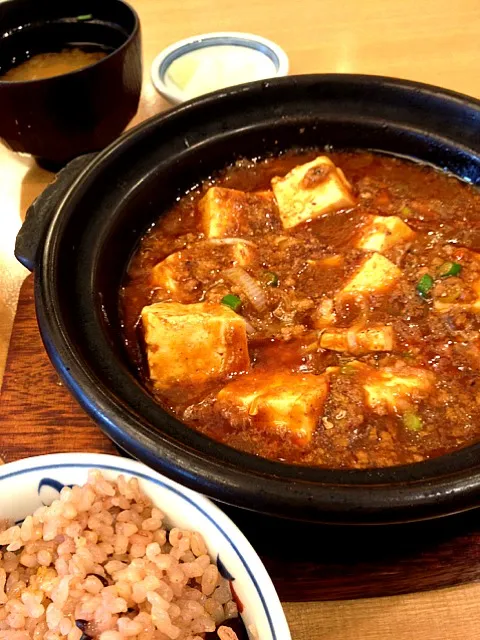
38,477,74,495
158,36,281,85
0,462,277,640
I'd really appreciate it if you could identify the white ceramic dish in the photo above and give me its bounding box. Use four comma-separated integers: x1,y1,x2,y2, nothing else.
0,452,291,640
151,32,289,104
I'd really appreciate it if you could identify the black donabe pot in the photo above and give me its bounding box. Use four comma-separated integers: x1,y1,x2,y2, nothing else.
15,74,480,525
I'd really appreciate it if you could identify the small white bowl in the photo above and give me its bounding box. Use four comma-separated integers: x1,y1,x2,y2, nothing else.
151,31,289,104
0,452,291,640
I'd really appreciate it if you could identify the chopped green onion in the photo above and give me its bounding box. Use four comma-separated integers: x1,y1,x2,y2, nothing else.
263,271,279,287
221,294,242,312
416,274,434,298
403,412,423,432
400,205,413,218
437,261,462,278
76,13,93,20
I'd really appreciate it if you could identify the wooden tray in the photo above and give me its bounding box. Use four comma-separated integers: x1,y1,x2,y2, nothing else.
2,275,480,602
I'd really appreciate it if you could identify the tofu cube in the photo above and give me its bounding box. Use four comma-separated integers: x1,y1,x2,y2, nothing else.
332,361,434,414
307,255,344,268
230,240,256,266
199,187,278,238
320,325,394,355
217,371,329,445
340,253,402,296
151,240,256,302
362,367,434,415
141,302,250,390
271,156,356,229
355,215,415,252
150,252,185,299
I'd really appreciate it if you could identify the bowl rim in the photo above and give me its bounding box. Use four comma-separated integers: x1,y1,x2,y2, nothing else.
34,73,480,523
0,452,291,640
150,31,289,104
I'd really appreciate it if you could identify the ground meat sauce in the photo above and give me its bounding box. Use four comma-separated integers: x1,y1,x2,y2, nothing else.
120,150,480,469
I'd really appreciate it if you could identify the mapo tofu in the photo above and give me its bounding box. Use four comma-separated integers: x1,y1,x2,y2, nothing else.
121,151,480,469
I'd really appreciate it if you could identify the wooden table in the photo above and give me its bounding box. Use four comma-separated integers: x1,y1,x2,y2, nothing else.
2,1,480,638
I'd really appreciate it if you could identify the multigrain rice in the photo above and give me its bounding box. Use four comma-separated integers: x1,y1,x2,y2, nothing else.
0,471,242,640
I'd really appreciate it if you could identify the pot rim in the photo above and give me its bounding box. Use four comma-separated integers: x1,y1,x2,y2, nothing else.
35,73,480,523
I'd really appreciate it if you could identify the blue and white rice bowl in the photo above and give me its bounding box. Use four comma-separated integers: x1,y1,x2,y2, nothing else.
0,452,290,640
